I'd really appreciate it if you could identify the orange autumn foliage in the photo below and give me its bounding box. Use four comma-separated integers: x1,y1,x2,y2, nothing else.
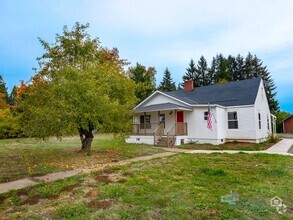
0,93,9,109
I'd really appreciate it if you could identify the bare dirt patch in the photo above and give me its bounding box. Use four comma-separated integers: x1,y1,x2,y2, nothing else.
88,200,111,209
95,174,113,184
116,179,127,184
21,195,59,205
62,183,81,192
85,189,101,198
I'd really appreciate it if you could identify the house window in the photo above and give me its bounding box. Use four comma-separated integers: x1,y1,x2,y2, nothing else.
258,113,261,129
228,112,238,129
267,115,270,130
204,111,208,120
140,115,151,129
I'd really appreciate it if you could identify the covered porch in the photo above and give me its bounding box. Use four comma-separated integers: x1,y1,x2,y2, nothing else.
129,103,192,147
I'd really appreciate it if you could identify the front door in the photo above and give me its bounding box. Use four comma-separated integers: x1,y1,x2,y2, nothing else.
177,111,184,135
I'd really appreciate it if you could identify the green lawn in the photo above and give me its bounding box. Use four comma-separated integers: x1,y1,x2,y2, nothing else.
179,141,274,151
1,153,292,219
0,134,163,183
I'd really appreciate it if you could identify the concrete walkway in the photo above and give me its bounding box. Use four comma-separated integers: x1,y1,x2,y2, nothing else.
0,139,292,194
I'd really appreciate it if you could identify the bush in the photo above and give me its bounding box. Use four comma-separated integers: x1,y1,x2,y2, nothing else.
0,108,23,138
267,133,280,143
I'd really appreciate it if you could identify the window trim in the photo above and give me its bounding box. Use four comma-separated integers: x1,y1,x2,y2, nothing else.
258,113,261,130
204,111,208,120
228,111,238,129
267,115,270,130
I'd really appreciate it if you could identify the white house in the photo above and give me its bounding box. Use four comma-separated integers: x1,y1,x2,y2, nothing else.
126,78,274,147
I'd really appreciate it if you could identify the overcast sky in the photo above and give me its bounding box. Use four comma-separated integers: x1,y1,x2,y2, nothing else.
0,0,292,112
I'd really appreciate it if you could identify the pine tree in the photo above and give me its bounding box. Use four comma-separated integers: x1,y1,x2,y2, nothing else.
196,56,209,86
214,54,232,83
158,68,176,92
207,57,216,85
244,52,254,79
233,54,245,81
0,75,8,105
252,55,279,112
182,59,200,87
8,86,17,106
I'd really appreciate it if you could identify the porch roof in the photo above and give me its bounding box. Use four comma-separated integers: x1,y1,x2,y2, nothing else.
134,102,193,113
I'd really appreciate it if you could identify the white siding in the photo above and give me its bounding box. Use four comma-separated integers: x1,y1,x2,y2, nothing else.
186,107,219,143
226,106,256,140
141,93,188,107
216,107,227,140
254,79,272,141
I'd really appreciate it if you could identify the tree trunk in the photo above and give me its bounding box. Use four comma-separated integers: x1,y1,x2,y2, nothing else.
78,125,94,153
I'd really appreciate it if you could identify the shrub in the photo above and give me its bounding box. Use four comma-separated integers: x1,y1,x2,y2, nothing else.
267,133,280,143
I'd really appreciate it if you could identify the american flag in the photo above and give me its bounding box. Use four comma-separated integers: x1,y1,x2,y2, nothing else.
207,104,213,131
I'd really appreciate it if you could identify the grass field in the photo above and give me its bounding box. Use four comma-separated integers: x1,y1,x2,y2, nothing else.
179,141,274,151
0,134,164,183
0,153,292,219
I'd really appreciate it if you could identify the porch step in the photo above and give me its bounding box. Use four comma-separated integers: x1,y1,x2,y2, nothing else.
156,136,173,147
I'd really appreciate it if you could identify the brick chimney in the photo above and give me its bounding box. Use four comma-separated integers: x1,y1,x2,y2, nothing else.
184,80,194,92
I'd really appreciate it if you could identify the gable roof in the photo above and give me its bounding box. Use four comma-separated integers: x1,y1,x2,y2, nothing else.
162,78,262,107
282,115,293,123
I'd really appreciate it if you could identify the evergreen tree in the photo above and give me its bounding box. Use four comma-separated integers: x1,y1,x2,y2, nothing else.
8,86,17,106
182,59,200,87
0,75,8,100
214,54,232,83
226,55,237,81
158,68,176,92
207,57,216,85
196,56,209,86
252,55,279,112
244,52,254,79
233,54,245,81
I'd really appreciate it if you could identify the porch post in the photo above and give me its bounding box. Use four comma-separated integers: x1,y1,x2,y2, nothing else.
144,112,146,135
174,109,177,135
158,111,160,125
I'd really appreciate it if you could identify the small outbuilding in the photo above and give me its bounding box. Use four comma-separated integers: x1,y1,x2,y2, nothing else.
283,115,293,133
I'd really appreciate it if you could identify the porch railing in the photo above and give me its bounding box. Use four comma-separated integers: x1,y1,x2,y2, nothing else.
132,122,188,136
132,123,160,135
176,122,188,135
167,124,176,147
153,123,165,145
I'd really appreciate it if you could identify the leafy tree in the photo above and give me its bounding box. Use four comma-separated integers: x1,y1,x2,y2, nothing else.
19,23,136,152
275,111,291,133
0,108,21,138
128,63,156,103
158,68,176,92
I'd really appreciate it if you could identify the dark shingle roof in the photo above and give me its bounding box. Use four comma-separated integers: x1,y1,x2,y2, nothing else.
163,78,261,106
135,102,192,112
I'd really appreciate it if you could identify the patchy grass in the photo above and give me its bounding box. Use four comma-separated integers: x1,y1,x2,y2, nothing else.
179,141,274,151
0,153,292,219
0,134,163,183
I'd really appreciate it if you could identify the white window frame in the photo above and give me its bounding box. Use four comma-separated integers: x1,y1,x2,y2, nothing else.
258,113,261,130
228,111,238,129
204,111,208,120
